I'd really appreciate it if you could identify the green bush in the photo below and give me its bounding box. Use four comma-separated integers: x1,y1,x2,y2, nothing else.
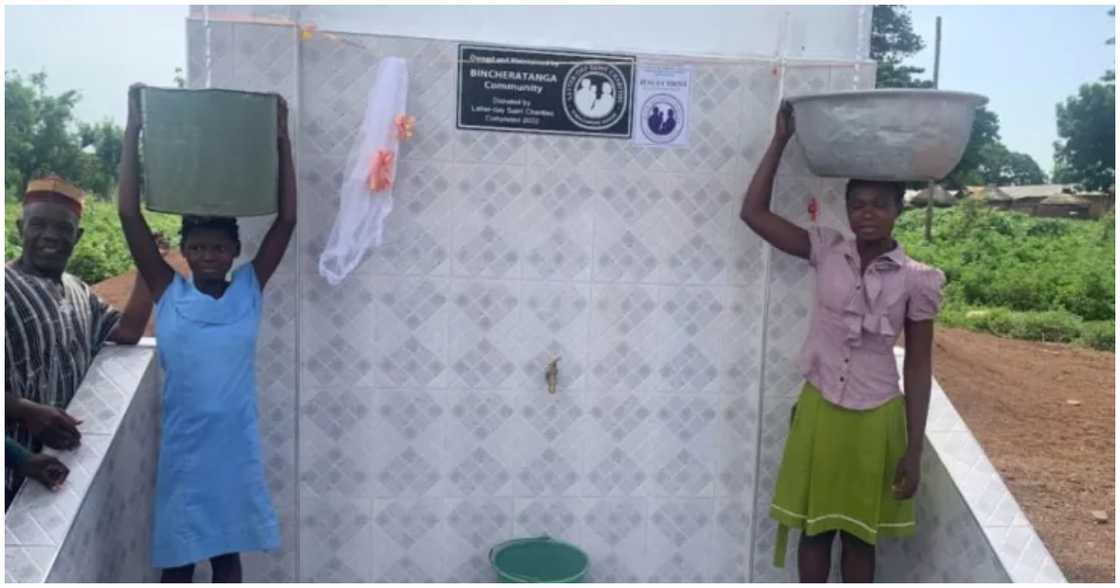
896,205,1115,349
1026,220,1069,238
1079,321,1115,351
941,305,1111,349
5,197,181,285
1016,310,1084,343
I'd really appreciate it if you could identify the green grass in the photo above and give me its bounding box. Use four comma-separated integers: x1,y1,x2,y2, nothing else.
896,200,1114,350
5,197,181,285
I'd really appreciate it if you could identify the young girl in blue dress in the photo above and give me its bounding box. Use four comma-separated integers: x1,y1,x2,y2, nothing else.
118,84,297,582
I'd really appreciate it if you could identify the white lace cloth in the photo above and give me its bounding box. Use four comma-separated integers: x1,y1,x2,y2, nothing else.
318,57,408,285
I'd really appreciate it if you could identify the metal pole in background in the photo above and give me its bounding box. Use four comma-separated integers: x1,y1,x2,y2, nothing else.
925,16,942,243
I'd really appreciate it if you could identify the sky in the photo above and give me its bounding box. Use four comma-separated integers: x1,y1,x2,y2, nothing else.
4,4,1115,177
905,4,1115,176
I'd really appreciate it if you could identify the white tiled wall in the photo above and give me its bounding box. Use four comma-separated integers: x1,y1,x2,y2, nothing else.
182,19,1063,584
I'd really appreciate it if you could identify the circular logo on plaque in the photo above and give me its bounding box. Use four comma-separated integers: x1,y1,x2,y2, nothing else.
640,93,685,144
562,62,628,131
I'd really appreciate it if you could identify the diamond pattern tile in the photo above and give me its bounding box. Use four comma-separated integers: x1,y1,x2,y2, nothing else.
453,281,518,331
516,447,581,496
525,135,601,168
379,337,445,388
694,159,745,221
64,362,129,435
594,229,660,283
381,279,448,330
6,547,57,583
371,495,446,581
356,217,451,277
299,442,373,499
657,396,718,443
587,448,647,496
380,556,437,582
299,492,373,581
456,164,525,221
595,285,659,336
597,172,667,224
378,555,434,582
654,449,716,496
721,285,766,393
524,283,589,332
515,499,581,539
378,390,443,441
525,166,595,222
374,500,441,549
652,553,706,582
648,499,714,580
446,498,512,549
450,391,515,441
711,497,752,582
660,342,719,392
587,552,643,582
591,340,657,391
448,446,511,496
525,228,592,280
668,235,727,284
301,37,380,159
453,224,521,278
304,334,378,388
519,396,584,443
378,447,441,496
663,287,724,337
584,498,644,547
452,338,517,388
455,130,527,165
589,393,653,445
303,388,371,442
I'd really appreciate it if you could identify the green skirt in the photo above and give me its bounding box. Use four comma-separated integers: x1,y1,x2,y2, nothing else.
768,382,915,568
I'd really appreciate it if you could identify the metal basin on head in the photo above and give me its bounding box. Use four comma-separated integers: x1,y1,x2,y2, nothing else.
786,89,988,182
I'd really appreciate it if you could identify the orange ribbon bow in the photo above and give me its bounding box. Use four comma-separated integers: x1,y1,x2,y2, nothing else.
394,114,415,141
367,149,394,192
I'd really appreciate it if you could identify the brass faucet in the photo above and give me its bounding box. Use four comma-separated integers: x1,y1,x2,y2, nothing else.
545,357,560,394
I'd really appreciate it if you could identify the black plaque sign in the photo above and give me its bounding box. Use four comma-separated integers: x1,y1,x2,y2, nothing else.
457,44,635,138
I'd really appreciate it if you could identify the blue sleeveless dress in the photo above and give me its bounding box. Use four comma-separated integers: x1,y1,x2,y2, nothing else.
151,264,279,568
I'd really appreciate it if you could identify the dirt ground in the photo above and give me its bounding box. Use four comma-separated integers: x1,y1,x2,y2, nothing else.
933,326,1115,583
93,264,1114,581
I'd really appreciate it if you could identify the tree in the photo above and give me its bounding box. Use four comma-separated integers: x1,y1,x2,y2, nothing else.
999,151,1047,186
942,106,1002,189
78,119,124,198
4,70,122,200
975,142,1047,186
871,5,935,89
1053,82,1115,191
5,70,86,196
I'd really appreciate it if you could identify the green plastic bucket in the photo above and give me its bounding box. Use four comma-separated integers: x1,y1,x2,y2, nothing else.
140,87,279,217
490,536,589,583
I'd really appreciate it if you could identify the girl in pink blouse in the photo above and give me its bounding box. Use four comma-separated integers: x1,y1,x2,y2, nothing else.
739,102,945,582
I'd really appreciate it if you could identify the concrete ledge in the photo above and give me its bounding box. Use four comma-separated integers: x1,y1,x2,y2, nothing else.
5,341,162,583
892,347,1065,583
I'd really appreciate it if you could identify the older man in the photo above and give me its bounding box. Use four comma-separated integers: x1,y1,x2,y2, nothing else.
5,177,153,507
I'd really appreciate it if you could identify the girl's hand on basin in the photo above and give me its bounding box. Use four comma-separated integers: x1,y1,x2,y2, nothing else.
774,100,795,144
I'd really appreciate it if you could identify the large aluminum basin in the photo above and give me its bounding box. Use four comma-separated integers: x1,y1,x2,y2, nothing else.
786,89,988,181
